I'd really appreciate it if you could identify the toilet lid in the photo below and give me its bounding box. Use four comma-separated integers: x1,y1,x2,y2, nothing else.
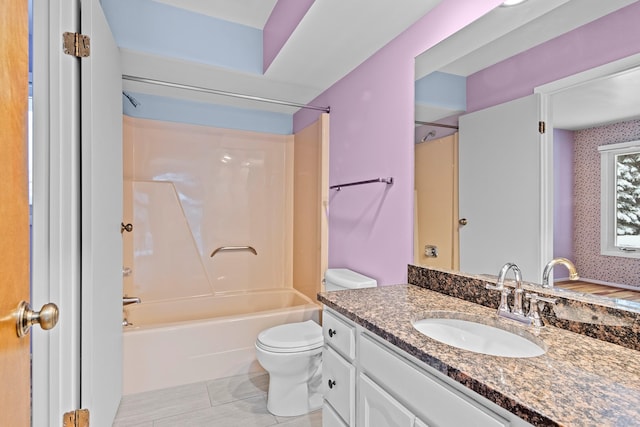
256,320,323,353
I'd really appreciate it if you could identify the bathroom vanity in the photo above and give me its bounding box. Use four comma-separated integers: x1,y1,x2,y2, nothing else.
318,267,640,426
322,307,531,427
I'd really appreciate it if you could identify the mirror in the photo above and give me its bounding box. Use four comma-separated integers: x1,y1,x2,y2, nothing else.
413,1,640,302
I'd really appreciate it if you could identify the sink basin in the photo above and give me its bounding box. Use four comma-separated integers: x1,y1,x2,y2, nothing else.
412,313,546,358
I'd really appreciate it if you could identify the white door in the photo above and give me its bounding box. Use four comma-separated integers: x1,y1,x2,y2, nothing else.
80,0,123,424
459,95,543,283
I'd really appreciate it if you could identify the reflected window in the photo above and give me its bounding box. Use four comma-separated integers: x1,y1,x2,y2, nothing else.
599,140,640,258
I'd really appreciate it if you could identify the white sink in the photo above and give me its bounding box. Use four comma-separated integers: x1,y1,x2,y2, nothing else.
412,313,546,358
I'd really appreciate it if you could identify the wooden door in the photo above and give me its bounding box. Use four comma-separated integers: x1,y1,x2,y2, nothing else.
0,0,31,424
414,133,459,270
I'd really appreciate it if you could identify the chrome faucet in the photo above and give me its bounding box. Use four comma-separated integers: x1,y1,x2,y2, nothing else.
122,296,142,306
542,257,579,288
486,262,529,324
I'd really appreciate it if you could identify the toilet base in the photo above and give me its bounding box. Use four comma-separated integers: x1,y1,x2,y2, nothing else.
266,366,323,417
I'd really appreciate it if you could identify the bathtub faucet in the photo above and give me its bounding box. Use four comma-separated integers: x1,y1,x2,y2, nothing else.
123,296,142,306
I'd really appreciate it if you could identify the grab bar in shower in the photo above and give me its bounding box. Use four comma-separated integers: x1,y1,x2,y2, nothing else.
210,246,258,257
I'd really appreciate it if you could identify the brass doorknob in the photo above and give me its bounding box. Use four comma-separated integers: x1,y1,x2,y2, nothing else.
459,218,468,226
16,301,59,338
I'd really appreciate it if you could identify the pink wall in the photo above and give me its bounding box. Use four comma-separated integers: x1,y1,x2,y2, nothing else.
573,120,640,286
467,2,640,113
553,129,575,261
293,0,504,285
263,0,314,72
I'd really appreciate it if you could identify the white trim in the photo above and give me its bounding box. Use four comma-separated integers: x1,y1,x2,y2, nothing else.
538,93,553,280
597,140,640,152
32,0,81,425
535,54,640,269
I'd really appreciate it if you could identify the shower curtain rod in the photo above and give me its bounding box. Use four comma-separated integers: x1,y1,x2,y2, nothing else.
414,120,459,130
122,75,331,113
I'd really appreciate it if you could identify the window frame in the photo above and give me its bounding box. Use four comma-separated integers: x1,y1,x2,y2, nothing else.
599,139,640,259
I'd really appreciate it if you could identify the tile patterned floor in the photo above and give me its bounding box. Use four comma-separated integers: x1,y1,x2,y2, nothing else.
113,372,322,427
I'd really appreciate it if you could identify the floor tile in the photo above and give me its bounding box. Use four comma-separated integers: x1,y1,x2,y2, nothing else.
113,374,322,427
112,420,153,427
207,372,269,406
114,382,211,425
154,395,277,427
275,409,322,426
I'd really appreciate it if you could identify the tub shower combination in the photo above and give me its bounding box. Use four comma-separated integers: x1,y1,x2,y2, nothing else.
121,117,322,395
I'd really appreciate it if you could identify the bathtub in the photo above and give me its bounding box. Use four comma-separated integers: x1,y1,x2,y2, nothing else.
122,288,320,395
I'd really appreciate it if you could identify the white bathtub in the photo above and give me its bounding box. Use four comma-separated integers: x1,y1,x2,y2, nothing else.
122,289,321,395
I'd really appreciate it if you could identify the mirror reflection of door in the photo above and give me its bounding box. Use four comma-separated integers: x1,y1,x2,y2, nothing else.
458,95,543,283
414,132,459,270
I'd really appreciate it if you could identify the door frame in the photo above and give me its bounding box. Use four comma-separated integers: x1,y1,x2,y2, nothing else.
32,0,82,424
534,51,640,272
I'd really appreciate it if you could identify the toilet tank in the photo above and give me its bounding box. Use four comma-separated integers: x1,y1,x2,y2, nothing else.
324,268,377,291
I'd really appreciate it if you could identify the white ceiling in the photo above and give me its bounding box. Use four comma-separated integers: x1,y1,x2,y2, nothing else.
152,0,278,29
550,65,640,130
263,0,441,89
123,0,640,127
120,0,442,114
415,0,640,129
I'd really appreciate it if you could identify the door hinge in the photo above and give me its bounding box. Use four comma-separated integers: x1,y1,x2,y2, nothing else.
63,32,90,58
538,121,546,134
63,409,90,427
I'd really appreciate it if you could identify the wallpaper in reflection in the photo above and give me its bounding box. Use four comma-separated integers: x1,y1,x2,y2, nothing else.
574,119,640,287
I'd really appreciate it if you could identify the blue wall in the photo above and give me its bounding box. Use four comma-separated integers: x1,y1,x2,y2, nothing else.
102,0,263,74
415,71,466,112
123,92,293,135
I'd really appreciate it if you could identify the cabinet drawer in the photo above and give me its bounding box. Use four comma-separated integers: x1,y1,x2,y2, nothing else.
359,374,415,427
323,401,348,427
323,346,355,425
323,309,355,360
359,334,510,427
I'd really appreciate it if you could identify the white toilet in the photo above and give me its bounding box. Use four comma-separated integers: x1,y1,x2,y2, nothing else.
255,268,377,417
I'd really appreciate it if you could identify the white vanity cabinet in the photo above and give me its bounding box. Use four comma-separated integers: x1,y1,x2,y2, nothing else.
323,309,357,426
322,307,533,427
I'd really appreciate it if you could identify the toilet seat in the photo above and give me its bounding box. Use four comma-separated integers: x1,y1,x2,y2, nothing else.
256,320,323,353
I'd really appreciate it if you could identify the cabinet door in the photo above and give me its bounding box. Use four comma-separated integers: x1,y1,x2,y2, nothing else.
359,334,510,427
323,346,355,425
359,374,415,427
323,309,356,360
323,402,348,427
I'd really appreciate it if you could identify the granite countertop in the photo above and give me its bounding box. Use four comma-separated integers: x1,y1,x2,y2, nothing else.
318,284,640,427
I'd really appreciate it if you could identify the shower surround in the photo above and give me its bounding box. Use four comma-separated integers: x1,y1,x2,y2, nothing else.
121,116,320,394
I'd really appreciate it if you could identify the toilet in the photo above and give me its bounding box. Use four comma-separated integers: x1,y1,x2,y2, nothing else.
255,268,377,417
